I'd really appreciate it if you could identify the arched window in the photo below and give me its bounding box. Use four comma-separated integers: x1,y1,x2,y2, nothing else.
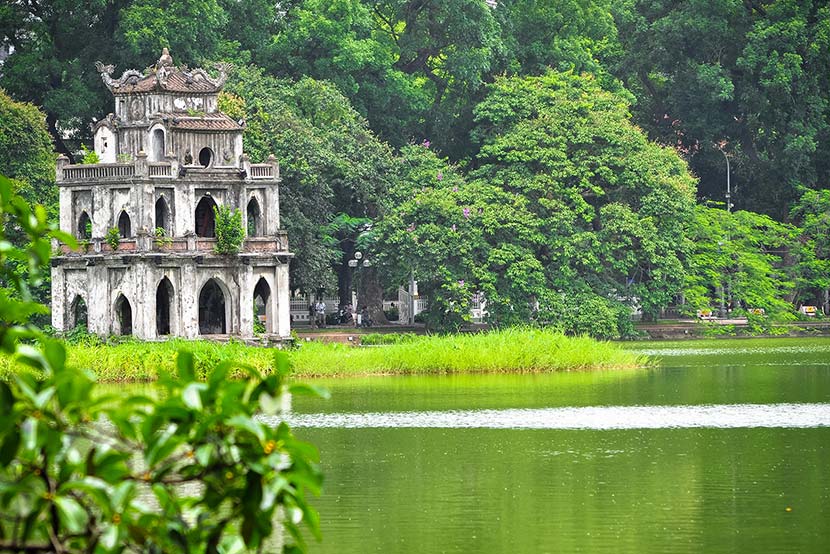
253,277,271,333
247,197,262,236
70,295,88,329
198,278,226,334
198,147,213,168
118,210,131,238
194,196,217,237
156,277,173,336
78,211,92,239
114,294,132,336
151,128,165,162
155,196,170,235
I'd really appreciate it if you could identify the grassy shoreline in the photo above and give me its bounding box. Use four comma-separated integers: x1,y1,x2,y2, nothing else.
0,329,646,382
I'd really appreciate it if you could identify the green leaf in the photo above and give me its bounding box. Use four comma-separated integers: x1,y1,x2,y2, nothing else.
227,415,265,442
258,392,283,416
275,350,291,377
195,443,214,466
54,495,88,533
182,382,207,410
0,382,13,415
0,428,20,465
177,351,195,382
43,340,66,373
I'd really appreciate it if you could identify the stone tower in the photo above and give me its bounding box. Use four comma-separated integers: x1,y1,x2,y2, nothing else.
51,49,292,340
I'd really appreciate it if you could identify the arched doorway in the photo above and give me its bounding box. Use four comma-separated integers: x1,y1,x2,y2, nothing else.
155,196,170,235
198,278,226,334
253,277,271,333
114,294,132,336
78,211,91,239
195,196,217,237
198,147,213,168
151,128,165,161
247,197,262,236
118,211,131,238
156,277,173,336
70,295,88,329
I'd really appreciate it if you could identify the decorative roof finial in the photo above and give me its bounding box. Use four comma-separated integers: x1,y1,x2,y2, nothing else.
158,47,173,68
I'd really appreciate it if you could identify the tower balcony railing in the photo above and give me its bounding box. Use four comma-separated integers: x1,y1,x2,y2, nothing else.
62,163,136,181
56,153,280,183
55,230,290,256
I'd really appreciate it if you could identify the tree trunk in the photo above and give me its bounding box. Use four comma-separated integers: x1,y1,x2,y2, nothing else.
357,266,388,325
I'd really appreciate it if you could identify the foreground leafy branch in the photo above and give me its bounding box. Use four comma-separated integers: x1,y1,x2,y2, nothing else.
1,347,324,553
0,173,325,553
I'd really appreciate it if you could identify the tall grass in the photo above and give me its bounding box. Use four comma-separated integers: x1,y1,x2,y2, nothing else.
291,328,645,376
0,329,646,382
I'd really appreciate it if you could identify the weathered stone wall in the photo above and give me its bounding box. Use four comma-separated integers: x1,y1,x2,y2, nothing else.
52,256,291,339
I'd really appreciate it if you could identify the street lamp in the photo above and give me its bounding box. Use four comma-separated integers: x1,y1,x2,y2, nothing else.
716,144,733,213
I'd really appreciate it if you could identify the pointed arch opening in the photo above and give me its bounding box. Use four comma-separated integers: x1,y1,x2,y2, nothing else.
247,197,262,237
156,277,173,336
199,278,226,334
117,210,131,238
70,295,88,329
253,277,271,333
195,196,217,237
114,294,133,336
78,211,92,239
155,196,170,235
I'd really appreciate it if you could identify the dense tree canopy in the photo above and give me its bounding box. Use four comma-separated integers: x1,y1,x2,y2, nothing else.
373,72,698,334
2,0,829,331
222,67,395,296
612,0,830,217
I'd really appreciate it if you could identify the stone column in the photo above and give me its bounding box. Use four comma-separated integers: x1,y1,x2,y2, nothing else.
87,265,109,337
239,263,254,338
51,265,66,331
56,154,69,182
135,150,148,178
59,187,72,235
181,263,199,338
275,260,291,338
267,154,280,181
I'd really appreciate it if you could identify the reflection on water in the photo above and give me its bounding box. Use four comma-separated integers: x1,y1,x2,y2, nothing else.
278,403,830,430
288,338,830,554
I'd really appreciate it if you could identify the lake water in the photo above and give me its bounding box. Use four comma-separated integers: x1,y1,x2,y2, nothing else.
286,338,830,553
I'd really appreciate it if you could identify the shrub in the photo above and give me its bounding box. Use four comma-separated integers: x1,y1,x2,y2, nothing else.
213,205,244,255
80,144,100,164
154,226,172,248
105,226,120,250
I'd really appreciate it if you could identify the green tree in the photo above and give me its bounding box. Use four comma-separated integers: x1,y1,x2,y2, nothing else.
495,0,621,83
790,188,830,314
471,71,697,324
0,90,58,320
223,67,395,304
0,90,56,209
612,0,830,217
683,205,797,317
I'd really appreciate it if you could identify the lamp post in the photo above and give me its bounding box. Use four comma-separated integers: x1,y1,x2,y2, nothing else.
718,146,732,213
347,251,371,317
716,143,732,317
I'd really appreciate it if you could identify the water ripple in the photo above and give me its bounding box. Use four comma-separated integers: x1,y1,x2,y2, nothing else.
635,345,830,357
274,403,830,430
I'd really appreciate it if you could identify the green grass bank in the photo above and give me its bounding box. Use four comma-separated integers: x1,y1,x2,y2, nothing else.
0,329,646,382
